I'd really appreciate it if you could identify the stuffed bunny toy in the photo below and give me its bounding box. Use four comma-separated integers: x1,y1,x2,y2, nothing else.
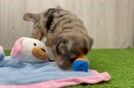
0,37,48,63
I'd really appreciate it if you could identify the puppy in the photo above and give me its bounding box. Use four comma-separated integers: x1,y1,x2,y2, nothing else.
23,6,93,69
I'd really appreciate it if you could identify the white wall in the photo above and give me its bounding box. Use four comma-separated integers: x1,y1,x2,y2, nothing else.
0,0,134,49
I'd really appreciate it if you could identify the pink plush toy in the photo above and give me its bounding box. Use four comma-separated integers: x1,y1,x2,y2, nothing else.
1,37,48,63
0,46,4,61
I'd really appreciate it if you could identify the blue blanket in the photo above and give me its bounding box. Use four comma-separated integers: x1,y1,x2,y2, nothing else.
0,57,93,85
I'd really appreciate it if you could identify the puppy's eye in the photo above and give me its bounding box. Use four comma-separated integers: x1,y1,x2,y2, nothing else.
33,43,37,46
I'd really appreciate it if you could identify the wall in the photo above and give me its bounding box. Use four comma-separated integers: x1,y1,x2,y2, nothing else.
0,0,134,49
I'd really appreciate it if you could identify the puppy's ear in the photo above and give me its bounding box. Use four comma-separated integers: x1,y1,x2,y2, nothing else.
23,13,40,22
56,5,63,9
88,37,93,51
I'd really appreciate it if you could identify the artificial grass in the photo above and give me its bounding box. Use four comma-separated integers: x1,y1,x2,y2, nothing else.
4,49,134,88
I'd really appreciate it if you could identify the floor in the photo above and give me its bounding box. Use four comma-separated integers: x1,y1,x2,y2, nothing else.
5,49,134,88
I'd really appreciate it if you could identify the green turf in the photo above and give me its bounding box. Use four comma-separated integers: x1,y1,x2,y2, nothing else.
4,49,134,88
4,50,10,56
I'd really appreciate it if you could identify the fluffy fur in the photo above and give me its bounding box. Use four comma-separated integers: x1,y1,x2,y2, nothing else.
23,6,93,69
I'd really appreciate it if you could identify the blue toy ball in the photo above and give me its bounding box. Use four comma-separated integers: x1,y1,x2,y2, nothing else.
72,60,89,72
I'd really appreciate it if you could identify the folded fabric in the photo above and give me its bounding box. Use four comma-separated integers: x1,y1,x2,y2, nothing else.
0,57,111,88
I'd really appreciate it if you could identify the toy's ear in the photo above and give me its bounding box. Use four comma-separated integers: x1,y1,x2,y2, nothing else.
41,37,47,43
10,37,25,57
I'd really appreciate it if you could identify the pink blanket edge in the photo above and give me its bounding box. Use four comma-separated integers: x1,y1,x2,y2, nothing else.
0,70,111,88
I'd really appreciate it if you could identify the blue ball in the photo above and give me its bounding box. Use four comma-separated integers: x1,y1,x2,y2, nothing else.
72,60,89,72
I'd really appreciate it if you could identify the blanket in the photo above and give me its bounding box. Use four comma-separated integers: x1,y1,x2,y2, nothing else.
0,57,111,88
